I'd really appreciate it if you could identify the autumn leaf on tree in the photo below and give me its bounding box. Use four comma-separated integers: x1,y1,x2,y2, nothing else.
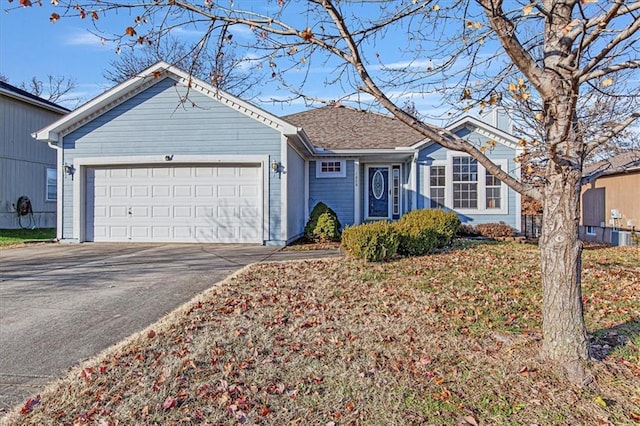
300,27,313,41
125,26,137,37
49,13,60,23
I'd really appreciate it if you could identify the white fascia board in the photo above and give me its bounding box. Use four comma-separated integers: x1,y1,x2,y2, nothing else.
165,63,300,135
33,61,299,143
33,66,163,143
448,115,521,149
410,116,521,150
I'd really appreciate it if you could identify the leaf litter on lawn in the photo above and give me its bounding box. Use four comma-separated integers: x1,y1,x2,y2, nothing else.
3,242,639,425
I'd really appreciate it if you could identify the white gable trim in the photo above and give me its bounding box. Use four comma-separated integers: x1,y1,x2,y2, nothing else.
410,115,520,151
34,61,300,144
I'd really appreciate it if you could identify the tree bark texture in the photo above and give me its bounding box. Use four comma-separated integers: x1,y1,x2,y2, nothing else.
539,170,589,366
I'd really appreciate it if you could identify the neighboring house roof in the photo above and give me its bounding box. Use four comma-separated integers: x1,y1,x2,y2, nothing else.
34,61,306,146
283,105,426,150
0,81,70,114
584,150,640,178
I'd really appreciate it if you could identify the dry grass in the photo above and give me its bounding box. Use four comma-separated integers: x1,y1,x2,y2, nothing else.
3,242,639,425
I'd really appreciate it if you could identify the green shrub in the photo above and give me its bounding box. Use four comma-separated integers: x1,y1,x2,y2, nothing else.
314,212,341,242
304,202,341,241
396,209,460,248
341,221,399,262
476,222,515,238
394,219,439,256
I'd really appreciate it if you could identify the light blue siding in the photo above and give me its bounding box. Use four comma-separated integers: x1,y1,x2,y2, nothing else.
286,145,305,241
61,77,283,242
415,129,519,230
308,160,355,227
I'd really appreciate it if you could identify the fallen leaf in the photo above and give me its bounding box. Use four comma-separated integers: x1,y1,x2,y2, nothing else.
458,415,479,425
594,395,607,407
163,396,177,409
20,395,40,414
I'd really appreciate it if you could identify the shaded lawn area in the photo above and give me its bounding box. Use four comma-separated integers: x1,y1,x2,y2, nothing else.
6,242,639,425
0,228,55,247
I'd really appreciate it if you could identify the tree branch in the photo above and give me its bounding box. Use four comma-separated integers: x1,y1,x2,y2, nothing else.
576,12,640,81
477,0,549,99
318,0,542,201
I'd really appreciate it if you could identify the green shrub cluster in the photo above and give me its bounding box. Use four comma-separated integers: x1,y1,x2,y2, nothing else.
475,221,515,238
341,221,399,262
341,209,461,261
304,202,341,242
397,209,460,248
394,215,439,256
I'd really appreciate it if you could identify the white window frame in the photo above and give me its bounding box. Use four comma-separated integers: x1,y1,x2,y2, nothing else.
424,154,508,215
429,164,446,208
46,167,57,202
316,159,346,178
586,225,596,236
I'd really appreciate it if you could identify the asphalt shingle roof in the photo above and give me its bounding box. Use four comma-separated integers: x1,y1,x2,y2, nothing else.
584,150,640,176
0,81,69,112
283,105,426,150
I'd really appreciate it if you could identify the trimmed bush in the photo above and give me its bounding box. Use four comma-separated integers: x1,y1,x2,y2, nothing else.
304,202,341,241
394,218,439,256
476,222,515,238
396,209,460,248
341,221,399,262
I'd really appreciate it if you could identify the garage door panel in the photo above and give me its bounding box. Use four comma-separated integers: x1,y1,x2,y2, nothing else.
131,226,150,238
109,226,128,239
88,164,262,243
152,185,171,197
110,186,128,197
174,186,192,197
174,227,193,239
152,227,171,238
131,185,149,197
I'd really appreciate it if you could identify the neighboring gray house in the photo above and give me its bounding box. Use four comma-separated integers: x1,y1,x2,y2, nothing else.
1,82,69,229
35,62,521,245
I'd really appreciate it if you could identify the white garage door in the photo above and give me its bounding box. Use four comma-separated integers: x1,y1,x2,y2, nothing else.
86,165,262,243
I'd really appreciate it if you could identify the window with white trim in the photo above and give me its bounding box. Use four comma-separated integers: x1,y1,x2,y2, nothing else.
425,155,508,214
46,168,57,201
586,226,596,236
316,159,346,178
485,168,502,209
452,156,478,209
429,165,445,208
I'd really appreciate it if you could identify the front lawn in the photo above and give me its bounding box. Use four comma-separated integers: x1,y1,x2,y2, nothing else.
5,242,639,425
0,228,55,247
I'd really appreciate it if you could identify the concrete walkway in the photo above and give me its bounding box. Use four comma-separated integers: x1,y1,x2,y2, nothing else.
0,243,341,411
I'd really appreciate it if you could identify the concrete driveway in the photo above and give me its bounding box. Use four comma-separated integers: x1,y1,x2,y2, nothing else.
0,243,283,411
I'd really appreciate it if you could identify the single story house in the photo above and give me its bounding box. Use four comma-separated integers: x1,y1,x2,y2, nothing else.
35,62,522,245
580,150,640,245
1,81,69,229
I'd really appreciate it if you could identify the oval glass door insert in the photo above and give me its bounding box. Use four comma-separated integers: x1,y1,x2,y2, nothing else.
372,170,385,200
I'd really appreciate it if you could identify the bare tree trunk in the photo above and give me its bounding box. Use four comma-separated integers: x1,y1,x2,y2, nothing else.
539,167,590,384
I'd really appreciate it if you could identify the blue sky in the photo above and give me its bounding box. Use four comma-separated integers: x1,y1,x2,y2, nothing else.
0,2,453,117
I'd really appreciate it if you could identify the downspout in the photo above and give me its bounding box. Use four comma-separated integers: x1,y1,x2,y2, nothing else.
45,138,64,241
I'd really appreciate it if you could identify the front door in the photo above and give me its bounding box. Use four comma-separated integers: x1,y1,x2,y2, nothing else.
367,166,390,219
